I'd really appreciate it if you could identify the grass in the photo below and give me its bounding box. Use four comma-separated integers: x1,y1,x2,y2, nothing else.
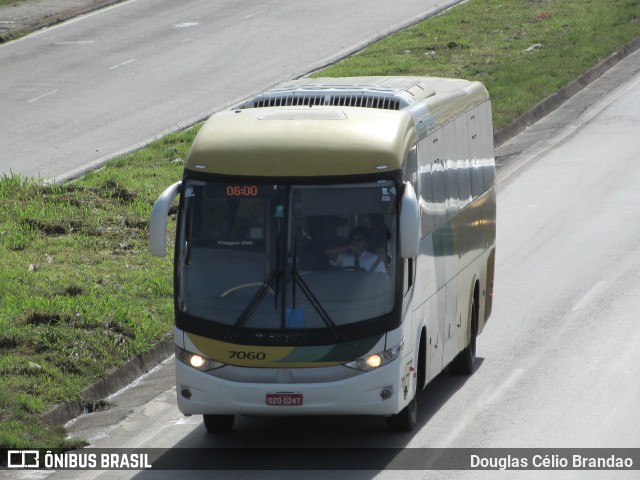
0,0,27,7
0,0,26,43
315,0,640,131
0,0,638,450
0,129,198,449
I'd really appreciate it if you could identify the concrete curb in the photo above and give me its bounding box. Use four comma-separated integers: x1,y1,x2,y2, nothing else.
42,335,174,426
493,36,640,148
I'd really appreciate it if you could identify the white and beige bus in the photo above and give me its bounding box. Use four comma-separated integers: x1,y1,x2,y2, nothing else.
150,77,496,432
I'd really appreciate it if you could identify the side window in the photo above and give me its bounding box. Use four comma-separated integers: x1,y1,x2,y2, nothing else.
479,104,495,192
431,158,446,228
419,136,448,232
404,145,419,189
469,112,484,199
445,157,459,216
471,161,485,198
457,157,472,208
403,258,414,296
418,142,434,237
419,161,435,237
455,116,472,208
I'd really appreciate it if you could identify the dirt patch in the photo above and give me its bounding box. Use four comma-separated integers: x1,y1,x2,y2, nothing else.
81,398,111,414
50,286,83,297
24,219,84,236
0,335,19,349
124,218,147,229
27,312,65,326
103,180,136,203
26,309,83,326
104,321,135,339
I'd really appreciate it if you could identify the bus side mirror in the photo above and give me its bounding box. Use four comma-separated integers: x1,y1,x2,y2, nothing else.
150,181,182,257
400,182,420,259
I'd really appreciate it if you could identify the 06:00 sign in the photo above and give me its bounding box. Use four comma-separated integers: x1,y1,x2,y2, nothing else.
226,185,258,197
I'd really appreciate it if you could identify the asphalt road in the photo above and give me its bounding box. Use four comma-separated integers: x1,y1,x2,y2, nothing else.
5,45,639,480
0,0,459,181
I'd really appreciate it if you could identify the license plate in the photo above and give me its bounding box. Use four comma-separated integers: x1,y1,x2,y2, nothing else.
266,393,303,406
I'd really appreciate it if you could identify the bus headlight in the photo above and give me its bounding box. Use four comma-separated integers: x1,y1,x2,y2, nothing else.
345,341,403,372
175,346,225,371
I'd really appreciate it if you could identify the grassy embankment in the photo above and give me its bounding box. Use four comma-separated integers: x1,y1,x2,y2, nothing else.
0,0,638,449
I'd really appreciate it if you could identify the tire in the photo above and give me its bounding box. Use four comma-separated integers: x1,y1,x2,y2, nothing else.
203,414,235,433
386,396,417,432
449,295,478,374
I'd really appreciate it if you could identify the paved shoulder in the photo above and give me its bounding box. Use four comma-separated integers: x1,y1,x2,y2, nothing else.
0,0,122,38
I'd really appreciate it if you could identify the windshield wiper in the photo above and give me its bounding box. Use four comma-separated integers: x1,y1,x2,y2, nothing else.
226,206,286,340
226,267,282,341
291,237,342,341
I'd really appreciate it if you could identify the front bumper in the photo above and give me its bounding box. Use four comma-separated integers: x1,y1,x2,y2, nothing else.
176,359,408,417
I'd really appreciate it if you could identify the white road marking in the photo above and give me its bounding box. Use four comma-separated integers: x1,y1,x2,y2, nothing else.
54,40,96,45
27,90,59,103
436,368,526,448
571,280,608,311
175,22,199,28
109,59,136,70
244,10,265,20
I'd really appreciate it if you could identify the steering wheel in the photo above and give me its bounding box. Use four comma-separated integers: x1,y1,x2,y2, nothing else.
220,283,276,298
339,266,367,272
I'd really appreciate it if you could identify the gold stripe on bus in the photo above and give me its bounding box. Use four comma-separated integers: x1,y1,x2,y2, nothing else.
186,332,342,368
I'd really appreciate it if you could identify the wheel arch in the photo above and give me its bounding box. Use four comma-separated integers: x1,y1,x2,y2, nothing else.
467,274,481,341
416,326,427,390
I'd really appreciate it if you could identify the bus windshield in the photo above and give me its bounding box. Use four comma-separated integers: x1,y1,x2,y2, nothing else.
176,179,398,338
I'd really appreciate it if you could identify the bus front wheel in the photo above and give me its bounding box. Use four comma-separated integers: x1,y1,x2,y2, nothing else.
203,414,235,433
386,396,417,432
450,294,478,374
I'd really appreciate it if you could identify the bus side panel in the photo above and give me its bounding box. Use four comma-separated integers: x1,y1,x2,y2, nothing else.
428,288,446,380
414,100,495,372
442,278,460,367
409,288,446,387
440,116,463,365
412,227,447,385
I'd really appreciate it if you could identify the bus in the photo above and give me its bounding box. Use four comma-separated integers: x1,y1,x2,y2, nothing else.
149,76,496,432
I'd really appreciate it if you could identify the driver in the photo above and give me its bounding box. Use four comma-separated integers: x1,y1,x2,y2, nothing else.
325,227,386,273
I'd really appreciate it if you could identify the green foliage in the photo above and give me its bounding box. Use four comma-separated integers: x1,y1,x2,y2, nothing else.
316,0,640,130
0,129,195,447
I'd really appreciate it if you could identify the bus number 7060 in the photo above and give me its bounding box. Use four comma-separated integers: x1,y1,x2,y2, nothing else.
228,350,266,360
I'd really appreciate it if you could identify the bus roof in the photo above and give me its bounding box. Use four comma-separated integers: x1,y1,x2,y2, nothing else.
241,76,488,112
186,76,490,177
186,107,417,177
